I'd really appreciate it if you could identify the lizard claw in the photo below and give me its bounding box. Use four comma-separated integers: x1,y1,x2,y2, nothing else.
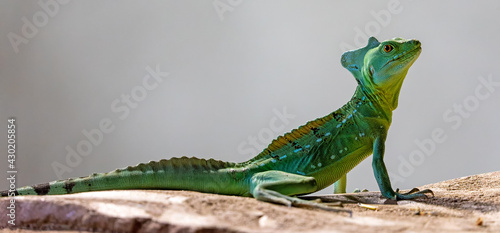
395,188,434,200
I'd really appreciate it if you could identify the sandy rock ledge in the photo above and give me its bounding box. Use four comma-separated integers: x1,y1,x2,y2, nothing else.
1,172,499,232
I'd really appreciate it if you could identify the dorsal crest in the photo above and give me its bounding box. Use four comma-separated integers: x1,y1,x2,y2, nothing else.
244,113,335,164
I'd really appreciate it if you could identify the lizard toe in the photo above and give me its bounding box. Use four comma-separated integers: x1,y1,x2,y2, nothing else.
395,188,434,200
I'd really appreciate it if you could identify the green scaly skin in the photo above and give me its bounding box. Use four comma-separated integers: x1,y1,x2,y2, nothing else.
1,37,433,215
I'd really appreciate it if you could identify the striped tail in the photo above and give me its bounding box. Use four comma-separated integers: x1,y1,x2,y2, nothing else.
1,157,248,197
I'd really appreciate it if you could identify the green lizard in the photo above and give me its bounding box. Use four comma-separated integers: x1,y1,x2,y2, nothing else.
1,37,432,214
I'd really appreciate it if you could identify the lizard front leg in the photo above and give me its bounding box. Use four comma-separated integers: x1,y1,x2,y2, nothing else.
250,171,351,215
372,137,433,200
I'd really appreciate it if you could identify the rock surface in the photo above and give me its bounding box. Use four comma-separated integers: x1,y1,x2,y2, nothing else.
1,172,499,232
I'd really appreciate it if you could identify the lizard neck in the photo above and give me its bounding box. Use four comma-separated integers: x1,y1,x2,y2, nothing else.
359,68,407,112
352,85,394,124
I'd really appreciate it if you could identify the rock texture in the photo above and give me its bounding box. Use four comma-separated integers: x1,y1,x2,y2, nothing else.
1,172,499,232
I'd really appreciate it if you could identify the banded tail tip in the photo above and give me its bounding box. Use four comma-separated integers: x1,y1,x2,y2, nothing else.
1,189,18,197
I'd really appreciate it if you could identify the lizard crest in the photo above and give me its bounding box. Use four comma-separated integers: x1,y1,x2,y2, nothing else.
342,37,421,110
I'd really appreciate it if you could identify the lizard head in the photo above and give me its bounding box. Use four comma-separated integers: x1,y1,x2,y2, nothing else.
341,37,421,109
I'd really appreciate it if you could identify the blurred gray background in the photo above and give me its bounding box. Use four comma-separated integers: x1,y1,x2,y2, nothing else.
1,1,499,195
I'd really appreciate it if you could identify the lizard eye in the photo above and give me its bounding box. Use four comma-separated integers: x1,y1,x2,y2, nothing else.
383,44,393,53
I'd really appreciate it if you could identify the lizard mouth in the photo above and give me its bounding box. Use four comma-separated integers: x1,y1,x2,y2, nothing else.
383,45,422,69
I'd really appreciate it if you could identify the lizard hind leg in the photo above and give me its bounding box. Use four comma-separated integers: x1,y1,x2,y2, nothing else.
250,171,352,215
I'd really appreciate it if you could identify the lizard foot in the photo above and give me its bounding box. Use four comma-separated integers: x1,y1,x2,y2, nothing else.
250,171,352,216
395,188,434,200
254,188,352,216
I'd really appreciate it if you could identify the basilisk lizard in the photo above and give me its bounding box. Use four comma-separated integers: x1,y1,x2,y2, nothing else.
1,37,433,214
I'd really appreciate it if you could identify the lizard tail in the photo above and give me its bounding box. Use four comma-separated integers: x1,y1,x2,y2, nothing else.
1,157,247,197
